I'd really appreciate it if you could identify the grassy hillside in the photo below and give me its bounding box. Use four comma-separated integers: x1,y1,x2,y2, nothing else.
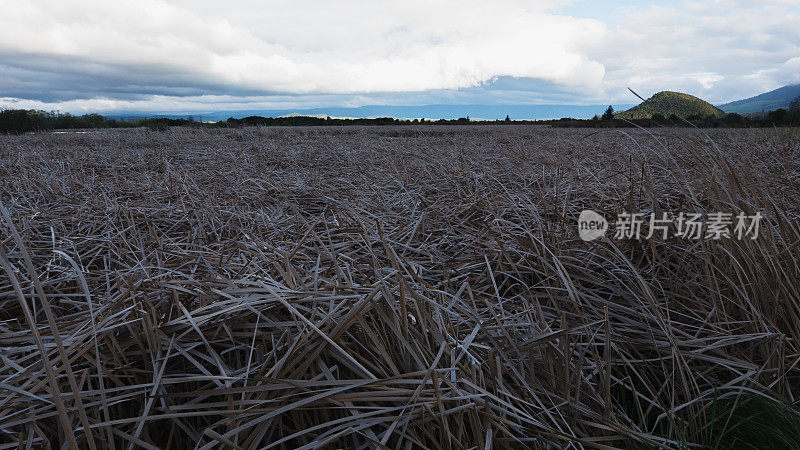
719,84,800,114
616,91,725,119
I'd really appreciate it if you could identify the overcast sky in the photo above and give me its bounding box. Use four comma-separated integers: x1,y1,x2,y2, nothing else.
0,0,798,114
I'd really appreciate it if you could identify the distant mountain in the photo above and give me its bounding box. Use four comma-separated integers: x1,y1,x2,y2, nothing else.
718,84,800,114
103,104,635,122
616,91,724,119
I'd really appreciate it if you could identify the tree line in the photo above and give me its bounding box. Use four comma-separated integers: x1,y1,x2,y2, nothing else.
1,99,799,133
0,109,136,133
0,109,537,133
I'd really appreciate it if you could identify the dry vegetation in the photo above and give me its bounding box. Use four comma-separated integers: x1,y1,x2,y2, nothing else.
1,125,800,448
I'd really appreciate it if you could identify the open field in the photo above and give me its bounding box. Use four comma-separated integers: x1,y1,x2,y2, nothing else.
1,125,800,448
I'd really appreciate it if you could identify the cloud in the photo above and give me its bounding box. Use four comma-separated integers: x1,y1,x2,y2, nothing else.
0,0,798,113
0,0,605,100
595,0,800,103
772,57,800,85
0,77,607,115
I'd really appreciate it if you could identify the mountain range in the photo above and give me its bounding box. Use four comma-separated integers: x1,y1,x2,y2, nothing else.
101,84,800,122
105,104,635,122
718,84,800,114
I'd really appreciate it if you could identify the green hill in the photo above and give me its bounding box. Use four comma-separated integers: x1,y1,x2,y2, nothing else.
616,91,725,120
718,84,800,114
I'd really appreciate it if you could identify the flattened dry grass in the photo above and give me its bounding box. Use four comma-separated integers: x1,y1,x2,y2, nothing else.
1,125,799,448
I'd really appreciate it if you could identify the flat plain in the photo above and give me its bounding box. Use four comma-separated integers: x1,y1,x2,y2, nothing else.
1,125,799,448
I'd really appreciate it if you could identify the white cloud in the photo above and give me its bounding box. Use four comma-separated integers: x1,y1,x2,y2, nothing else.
0,95,286,113
0,0,606,95
595,0,800,103
1,0,799,112
774,57,800,85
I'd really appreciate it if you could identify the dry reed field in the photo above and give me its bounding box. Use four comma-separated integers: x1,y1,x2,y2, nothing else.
1,125,800,448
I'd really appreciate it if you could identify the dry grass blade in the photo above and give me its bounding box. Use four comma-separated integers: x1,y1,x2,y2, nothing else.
0,125,799,448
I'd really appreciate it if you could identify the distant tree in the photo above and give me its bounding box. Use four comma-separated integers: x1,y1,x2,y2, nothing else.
591,114,600,121
767,108,788,125
723,113,743,124
84,113,105,128
602,105,614,120
505,115,511,122
789,96,800,125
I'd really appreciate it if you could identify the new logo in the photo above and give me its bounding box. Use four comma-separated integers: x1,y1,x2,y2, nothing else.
578,210,608,241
